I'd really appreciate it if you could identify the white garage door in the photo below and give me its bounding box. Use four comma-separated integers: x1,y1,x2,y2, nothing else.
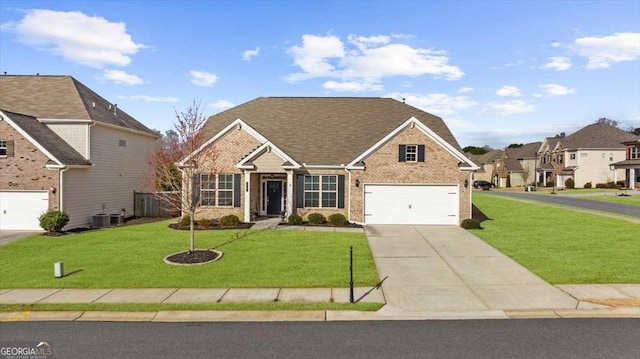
0,191,49,230
364,185,459,225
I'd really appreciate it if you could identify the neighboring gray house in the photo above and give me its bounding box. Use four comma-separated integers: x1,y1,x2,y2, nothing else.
0,75,158,230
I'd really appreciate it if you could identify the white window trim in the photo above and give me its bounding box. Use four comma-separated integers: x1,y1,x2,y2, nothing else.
0,140,6,157
200,173,234,207
405,144,418,162
303,175,338,208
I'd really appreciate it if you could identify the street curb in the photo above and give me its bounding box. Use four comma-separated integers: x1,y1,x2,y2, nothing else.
2,307,639,322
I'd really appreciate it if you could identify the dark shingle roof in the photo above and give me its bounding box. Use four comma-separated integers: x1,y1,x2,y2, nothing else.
202,97,462,165
562,123,637,149
504,158,524,172
506,142,541,159
1,109,91,166
465,150,503,165
0,75,156,135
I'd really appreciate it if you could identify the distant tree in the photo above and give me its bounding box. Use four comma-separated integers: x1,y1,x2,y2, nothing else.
554,132,566,138
463,146,488,155
596,117,620,127
520,165,531,186
628,127,640,135
507,143,524,148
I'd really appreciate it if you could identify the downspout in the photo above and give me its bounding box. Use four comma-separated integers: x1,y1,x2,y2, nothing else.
344,168,352,222
59,167,69,211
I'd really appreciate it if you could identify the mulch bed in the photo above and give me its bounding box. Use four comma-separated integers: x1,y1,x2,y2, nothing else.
165,250,221,265
168,223,253,230
278,222,363,228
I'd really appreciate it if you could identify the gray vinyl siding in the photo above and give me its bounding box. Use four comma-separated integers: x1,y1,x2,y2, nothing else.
62,124,157,228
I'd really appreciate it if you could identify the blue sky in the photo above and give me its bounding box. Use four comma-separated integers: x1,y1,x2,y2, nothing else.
1,0,639,148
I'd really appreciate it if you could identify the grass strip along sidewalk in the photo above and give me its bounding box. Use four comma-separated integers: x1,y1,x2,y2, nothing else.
471,193,640,284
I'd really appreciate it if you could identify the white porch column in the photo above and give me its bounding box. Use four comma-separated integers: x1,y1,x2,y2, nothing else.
630,168,636,189
286,170,294,216
244,171,252,222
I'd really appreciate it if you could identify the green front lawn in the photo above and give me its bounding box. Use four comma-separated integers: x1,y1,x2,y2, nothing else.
0,220,379,289
471,193,640,284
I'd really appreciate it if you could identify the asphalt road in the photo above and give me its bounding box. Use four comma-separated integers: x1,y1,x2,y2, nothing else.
485,191,640,217
2,320,639,359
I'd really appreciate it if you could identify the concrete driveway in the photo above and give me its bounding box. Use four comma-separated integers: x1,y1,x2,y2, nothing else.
365,225,578,312
0,230,42,245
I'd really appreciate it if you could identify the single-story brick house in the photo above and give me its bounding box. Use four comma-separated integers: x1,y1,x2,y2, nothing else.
0,75,158,230
180,97,478,225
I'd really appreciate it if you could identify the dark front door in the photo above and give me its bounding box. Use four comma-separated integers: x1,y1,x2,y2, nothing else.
266,181,282,215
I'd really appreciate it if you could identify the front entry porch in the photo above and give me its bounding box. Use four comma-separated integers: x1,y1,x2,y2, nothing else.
246,172,294,222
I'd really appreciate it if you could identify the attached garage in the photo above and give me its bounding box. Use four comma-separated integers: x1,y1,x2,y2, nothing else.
0,191,49,230
364,184,459,225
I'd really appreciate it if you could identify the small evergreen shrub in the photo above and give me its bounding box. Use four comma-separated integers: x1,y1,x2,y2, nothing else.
178,215,191,227
39,209,69,233
288,214,303,225
307,213,326,225
564,178,575,189
219,214,240,227
595,183,606,189
546,181,555,188
460,219,482,230
328,213,348,226
197,218,213,229
506,174,511,188
584,182,592,189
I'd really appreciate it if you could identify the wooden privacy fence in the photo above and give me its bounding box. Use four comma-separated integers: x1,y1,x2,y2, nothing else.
133,191,180,218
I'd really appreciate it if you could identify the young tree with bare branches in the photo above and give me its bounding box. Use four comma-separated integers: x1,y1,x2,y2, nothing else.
143,101,217,255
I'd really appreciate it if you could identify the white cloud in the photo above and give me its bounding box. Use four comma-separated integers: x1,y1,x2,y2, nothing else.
242,47,260,61
322,80,382,92
286,34,464,87
572,32,640,69
117,95,179,103
189,70,218,87
2,9,144,68
541,56,572,71
539,83,575,96
482,100,534,116
457,87,474,93
550,41,562,48
209,100,234,110
286,34,345,81
496,86,523,97
103,70,143,85
386,92,477,116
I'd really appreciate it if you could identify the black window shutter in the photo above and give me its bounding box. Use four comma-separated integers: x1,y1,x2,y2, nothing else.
399,145,406,162
337,175,345,209
296,174,305,208
191,174,201,207
418,145,425,162
233,174,241,207
7,140,14,157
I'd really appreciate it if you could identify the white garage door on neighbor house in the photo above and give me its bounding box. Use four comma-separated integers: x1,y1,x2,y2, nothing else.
0,191,49,230
364,184,459,225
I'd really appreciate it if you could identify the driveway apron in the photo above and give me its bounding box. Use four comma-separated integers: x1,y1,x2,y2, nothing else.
365,225,577,312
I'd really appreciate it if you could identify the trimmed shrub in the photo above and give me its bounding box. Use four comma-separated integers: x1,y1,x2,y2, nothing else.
584,182,592,189
595,183,606,189
564,178,575,189
39,209,70,233
288,214,303,225
506,174,511,188
307,213,326,225
219,214,240,227
460,219,482,230
328,213,348,226
197,218,213,229
178,215,191,227
546,181,555,188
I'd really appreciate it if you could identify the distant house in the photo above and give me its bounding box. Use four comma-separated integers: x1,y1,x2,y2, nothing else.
611,136,640,189
179,97,478,226
0,75,158,230
465,150,502,183
536,123,636,188
492,142,540,187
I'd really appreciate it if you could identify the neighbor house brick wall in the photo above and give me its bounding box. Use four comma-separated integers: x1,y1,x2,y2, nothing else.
349,126,471,223
192,128,261,221
0,119,60,209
